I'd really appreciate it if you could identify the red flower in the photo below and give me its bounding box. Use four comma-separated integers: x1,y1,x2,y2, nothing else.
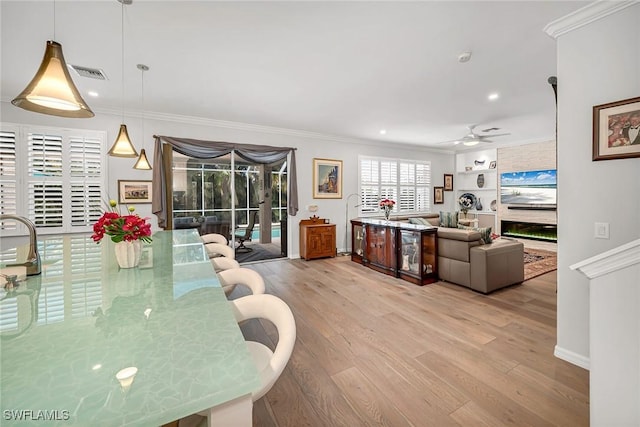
91,203,152,244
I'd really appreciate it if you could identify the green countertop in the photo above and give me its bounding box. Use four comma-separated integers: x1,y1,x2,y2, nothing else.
0,229,259,426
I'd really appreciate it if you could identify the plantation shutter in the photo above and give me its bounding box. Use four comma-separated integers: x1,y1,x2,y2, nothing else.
359,156,431,216
0,128,18,229
69,135,103,226
359,158,379,213
0,123,106,235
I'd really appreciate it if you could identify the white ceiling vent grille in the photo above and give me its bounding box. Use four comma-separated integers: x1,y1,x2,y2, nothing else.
68,65,108,80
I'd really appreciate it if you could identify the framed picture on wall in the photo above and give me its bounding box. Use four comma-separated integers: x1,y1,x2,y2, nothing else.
118,180,153,204
593,96,640,161
443,174,453,191
313,158,343,199
434,186,444,204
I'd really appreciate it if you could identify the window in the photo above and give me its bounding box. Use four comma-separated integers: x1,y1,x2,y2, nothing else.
359,156,431,215
0,124,106,236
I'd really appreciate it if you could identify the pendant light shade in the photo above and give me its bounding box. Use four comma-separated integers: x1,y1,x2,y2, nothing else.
108,124,138,157
133,148,152,169
12,41,94,118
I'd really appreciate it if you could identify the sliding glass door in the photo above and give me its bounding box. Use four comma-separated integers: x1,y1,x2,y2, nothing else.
170,151,287,260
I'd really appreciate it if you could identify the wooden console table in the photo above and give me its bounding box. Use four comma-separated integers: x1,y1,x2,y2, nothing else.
351,218,437,285
300,216,336,260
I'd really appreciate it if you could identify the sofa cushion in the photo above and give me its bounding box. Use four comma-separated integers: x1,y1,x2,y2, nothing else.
458,225,493,244
409,217,432,226
439,211,458,228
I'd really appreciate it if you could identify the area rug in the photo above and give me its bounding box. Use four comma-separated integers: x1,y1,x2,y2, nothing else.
523,248,557,281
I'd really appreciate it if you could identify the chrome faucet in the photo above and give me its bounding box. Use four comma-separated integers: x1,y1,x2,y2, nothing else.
0,214,41,276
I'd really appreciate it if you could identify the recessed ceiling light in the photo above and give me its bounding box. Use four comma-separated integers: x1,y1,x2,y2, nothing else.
379,129,387,135
88,91,99,97
488,93,499,101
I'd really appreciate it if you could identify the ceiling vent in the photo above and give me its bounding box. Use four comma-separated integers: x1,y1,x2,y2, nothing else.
68,64,108,80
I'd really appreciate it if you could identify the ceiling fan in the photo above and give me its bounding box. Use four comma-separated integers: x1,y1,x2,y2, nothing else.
439,125,510,146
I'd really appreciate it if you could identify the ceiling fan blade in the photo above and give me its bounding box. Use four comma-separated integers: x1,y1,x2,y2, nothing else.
479,132,510,138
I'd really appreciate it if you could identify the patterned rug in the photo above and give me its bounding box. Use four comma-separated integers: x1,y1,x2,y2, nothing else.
523,248,557,281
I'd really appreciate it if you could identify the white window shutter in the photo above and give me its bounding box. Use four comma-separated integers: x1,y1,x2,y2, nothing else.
0,129,18,227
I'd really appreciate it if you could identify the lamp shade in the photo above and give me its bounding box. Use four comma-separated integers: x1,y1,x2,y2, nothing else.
108,124,138,157
133,148,152,170
11,41,94,118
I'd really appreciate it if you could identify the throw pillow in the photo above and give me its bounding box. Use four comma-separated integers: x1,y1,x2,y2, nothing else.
439,211,458,228
408,218,423,225
458,225,493,244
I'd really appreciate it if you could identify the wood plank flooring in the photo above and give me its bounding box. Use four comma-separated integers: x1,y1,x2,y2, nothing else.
231,256,588,427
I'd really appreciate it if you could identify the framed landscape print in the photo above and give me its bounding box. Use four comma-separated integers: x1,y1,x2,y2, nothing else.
593,96,640,161
434,186,444,204
118,180,153,204
313,158,342,199
444,174,453,191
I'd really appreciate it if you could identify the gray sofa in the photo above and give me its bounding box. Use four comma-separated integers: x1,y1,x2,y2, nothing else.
395,213,524,293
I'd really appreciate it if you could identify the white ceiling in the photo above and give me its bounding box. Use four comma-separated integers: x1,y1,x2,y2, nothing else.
1,1,588,150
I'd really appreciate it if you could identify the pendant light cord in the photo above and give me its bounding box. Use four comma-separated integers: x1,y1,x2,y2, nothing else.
121,1,125,123
53,0,56,40
141,66,145,150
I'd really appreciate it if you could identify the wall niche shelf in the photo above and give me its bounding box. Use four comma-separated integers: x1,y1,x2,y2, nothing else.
455,148,498,231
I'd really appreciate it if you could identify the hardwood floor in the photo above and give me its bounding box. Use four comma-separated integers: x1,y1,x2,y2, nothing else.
232,256,588,427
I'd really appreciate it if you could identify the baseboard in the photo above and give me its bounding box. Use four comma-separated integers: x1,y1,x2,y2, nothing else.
554,345,590,370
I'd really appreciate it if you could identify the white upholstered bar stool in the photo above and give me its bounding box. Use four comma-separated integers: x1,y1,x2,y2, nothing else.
179,294,296,427
201,233,228,245
210,257,240,273
205,242,235,259
217,267,265,297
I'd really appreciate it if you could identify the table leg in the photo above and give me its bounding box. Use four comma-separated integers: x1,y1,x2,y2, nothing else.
206,394,253,427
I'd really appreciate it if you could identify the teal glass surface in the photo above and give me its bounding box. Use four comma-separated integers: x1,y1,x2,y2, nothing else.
0,229,259,426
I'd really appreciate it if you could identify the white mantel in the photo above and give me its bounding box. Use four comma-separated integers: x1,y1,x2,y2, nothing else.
570,239,640,427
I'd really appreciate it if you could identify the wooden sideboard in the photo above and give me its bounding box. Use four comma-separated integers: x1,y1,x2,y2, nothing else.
300,216,336,260
351,218,437,285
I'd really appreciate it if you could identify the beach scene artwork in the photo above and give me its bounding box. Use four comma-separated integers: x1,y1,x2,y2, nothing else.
500,170,556,205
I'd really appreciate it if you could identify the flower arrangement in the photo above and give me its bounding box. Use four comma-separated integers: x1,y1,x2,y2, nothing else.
379,198,395,220
92,200,152,244
379,198,395,209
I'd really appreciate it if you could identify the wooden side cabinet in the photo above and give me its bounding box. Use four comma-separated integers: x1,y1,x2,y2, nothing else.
300,217,336,260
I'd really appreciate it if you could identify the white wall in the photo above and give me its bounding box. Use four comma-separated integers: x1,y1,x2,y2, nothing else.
1,104,454,257
554,3,640,367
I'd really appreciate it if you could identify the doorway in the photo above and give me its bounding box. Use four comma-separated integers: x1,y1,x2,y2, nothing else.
170,151,287,263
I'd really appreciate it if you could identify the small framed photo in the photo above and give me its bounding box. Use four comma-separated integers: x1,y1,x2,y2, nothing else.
313,158,342,199
593,96,640,161
443,174,453,191
118,180,152,204
489,160,497,169
433,186,444,204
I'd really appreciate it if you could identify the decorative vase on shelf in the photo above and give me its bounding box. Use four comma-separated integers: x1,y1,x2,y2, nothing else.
475,197,483,211
477,173,485,188
114,240,142,269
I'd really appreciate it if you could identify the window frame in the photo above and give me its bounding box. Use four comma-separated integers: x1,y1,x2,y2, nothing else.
358,155,432,217
0,123,107,237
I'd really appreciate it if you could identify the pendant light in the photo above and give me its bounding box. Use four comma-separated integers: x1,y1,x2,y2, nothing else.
133,64,152,170
11,1,94,118
108,0,138,158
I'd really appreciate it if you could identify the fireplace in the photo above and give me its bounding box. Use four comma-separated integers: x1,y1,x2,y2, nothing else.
501,220,557,242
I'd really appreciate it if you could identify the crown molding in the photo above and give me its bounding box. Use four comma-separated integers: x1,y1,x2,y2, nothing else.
570,239,640,279
544,0,638,39
91,106,454,154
